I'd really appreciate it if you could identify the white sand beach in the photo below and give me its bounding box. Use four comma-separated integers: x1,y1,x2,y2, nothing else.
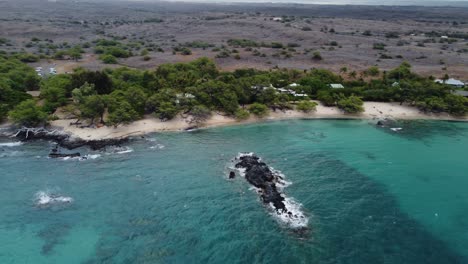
48,102,467,141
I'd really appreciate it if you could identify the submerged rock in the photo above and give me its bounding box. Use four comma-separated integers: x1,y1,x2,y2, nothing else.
229,171,236,179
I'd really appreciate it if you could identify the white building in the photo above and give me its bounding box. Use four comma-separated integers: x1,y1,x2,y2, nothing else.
329,84,345,89
434,78,465,88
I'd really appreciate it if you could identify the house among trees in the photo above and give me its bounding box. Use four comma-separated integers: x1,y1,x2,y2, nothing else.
329,83,345,89
435,78,465,88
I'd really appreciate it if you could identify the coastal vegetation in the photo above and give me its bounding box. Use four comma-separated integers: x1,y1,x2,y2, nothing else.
0,55,467,127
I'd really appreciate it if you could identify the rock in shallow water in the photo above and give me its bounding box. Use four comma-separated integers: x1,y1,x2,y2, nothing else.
233,153,308,230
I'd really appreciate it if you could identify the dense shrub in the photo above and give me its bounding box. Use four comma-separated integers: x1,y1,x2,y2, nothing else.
296,100,318,112
248,103,269,117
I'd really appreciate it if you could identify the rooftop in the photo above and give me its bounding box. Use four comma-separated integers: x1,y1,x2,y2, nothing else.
435,78,465,86
330,84,345,89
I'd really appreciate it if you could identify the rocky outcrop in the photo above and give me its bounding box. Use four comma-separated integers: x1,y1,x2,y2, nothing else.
12,127,128,150
234,154,308,231
235,155,287,212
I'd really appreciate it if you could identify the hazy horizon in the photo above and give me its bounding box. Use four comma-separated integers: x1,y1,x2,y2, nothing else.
77,0,468,8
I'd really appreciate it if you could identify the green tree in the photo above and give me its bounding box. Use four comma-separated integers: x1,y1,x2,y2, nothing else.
444,94,467,116
157,102,179,121
68,49,82,61
248,103,269,117
337,95,364,113
189,105,212,125
0,103,8,122
40,75,73,112
235,108,250,120
8,99,48,126
107,101,138,126
317,90,336,106
79,95,107,124
296,100,318,112
416,97,447,113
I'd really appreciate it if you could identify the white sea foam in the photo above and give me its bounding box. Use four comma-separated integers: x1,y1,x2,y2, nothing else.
34,190,73,207
83,154,101,160
58,154,101,161
0,141,22,147
269,197,309,229
390,127,403,132
117,149,133,154
104,146,134,155
150,144,165,150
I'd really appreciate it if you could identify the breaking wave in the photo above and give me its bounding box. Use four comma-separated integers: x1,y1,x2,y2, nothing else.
34,190,73,207
106,146,134,154
0,141,23,147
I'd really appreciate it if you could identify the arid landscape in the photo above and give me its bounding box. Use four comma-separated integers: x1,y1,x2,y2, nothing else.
1,0,467,79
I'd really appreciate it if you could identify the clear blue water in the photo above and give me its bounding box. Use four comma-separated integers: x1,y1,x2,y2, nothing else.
1,119,468,263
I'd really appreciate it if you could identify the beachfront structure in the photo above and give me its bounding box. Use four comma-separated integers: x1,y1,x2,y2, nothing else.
329,84,345,89
175,93,196,104
434,78,465,88
176,93,195,99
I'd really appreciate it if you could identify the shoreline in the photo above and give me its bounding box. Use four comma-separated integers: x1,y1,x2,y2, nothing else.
46,102,467,141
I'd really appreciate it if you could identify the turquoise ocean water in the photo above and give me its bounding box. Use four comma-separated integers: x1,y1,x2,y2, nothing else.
1,119,468,263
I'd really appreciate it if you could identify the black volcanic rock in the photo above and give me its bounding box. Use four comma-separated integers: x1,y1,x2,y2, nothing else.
235,154,287,213
13,127,128,150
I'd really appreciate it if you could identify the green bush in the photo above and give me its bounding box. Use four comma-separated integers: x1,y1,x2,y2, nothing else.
235,108,250,120
157,102,179,121
416,97,447,113
337,95,364,113
107,101,138,125
296,100,318,112
312,51,323,60
100,54,118,64
444,94,468,116
248,103,269,117
227,39,258,48
8,99,48,126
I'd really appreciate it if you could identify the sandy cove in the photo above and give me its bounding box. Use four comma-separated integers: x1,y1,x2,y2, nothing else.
50,102,468,141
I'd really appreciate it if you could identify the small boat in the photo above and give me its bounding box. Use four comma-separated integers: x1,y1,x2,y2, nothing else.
48,145,80,158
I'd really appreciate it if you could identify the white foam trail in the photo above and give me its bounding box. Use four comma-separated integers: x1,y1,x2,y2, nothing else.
34,191,73,207
0,142,22,147
390,127,403,132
